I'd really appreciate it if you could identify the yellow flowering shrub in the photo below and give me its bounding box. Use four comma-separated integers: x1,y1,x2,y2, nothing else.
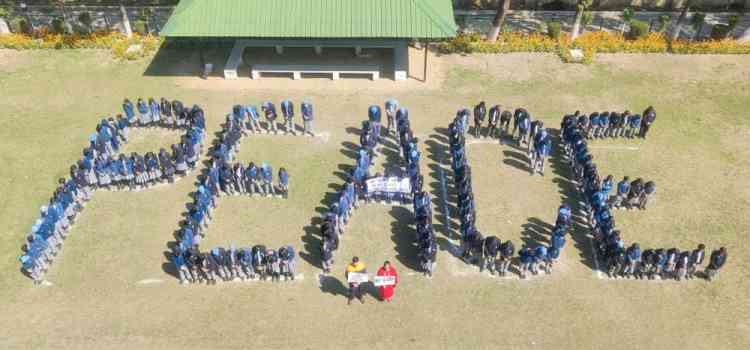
0,32,163,60
439,31,750,63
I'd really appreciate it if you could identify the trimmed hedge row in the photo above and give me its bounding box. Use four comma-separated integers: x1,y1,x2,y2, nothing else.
438,31,750,63
0,31,162,60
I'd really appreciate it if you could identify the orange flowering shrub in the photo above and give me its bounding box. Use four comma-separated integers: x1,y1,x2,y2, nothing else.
439,31,750,63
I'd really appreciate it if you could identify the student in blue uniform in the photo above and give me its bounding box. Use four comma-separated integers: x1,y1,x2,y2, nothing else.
384,98,399,136
244,104,262,133
261,101,278,133
687,244,705,279
487,104,500,139
499,109,512,137
627,113,641,138
279,245,296,281
301,101,314,136
261,163,274,196
473,101,486,138
149,98,161,126
517,111,531,146
368,105,382,140
277,167,290,198
281,99,297,135
122,98,135,124
545,244,560,274
611,176,630,208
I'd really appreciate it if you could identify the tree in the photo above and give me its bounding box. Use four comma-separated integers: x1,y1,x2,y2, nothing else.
656,15,671,33
487,0,510,42
669,0,693,42
690,12,705,41
78,11,93,34
620,7,633,35
120,1,132,38
571,0,593,41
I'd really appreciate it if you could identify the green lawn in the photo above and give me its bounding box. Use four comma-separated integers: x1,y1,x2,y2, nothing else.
0,49,748,349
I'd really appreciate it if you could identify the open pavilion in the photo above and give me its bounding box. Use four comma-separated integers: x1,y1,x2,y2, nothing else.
160,0,457,81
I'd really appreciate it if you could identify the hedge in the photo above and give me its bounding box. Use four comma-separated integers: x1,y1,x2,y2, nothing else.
438,31,750,63
0,31,162,60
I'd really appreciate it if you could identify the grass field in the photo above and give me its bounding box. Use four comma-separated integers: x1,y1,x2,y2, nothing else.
0,48,749,349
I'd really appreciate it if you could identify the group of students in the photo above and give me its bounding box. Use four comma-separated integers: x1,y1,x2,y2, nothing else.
608,175,656,210
461,104,553,176
380,101,438,277
82,100,206,191
124,98,203,129
450,112,564,279
568,106,657,140
319,147,371,274
515,205,571,278
320,100,438,277
377,102,438,278
226,100,315,137
561,112,727,281
20,177,88,284
19,98,206,283
171,244,297,284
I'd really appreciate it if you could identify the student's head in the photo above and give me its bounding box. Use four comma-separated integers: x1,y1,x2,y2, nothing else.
698,244,705,250
352,256,359,263
605,175,613,182
623,176,630,182
383,260,391,268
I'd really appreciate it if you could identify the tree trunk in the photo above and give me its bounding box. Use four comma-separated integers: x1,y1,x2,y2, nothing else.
692,24,701,41
121,4,132,38
0,18,10,35
59,2,72,34
739,27,750,42
670,4,690,41
571,10,583,41
487,0,510,42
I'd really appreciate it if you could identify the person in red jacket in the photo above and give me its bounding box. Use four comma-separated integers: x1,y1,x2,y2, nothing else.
376,261,399,302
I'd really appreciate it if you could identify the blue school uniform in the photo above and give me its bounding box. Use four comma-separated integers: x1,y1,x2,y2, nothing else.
281,100,294,119
247,105,260,121
123,101,135,120
368,105,381,123
301,103,313,121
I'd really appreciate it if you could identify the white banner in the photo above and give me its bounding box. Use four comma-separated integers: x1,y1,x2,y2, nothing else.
347,272,369,284
366,176,411,194
373,275,396,287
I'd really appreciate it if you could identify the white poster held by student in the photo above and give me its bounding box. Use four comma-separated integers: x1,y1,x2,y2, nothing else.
347,272,369,284
373,275,396,287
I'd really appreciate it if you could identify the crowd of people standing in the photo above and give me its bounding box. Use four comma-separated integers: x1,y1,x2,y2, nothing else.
561,110,726,281
20,98,206,283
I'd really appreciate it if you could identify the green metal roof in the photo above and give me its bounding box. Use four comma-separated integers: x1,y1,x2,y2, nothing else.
161,0,456,39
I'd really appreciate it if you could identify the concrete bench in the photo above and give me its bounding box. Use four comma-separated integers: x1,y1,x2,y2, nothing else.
251,64,380,80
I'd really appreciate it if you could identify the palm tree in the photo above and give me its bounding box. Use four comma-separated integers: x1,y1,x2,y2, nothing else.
487,0,510,42
669,0,693,42
571,0,593,41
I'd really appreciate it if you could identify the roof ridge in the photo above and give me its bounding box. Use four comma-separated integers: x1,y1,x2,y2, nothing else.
411,0,456,37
